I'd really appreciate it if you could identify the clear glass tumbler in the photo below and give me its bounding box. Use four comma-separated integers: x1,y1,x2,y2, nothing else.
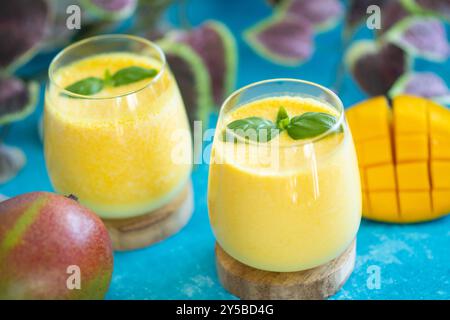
208,79,361,272
45,35,192,219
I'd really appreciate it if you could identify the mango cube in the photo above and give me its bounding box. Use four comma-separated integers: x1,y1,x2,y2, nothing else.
366,164,397,191
358,137,393,167
430,161,450,189
368,192,400,222
350,96,391,142
395,134,428,162
393,95,428,134
398,191,432,222
429,101,450,136
430,134,450,160
432,190,450,217
396,162,430,191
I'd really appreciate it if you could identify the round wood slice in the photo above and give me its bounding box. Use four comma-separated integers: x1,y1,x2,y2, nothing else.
103,182,193,251
216,239,356,300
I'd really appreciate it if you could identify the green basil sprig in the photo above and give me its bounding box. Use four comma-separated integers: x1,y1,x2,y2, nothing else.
64,77,104,96
64,66,157,96
276,106,289,130
225,116,279,142
111,66,158,87
224,107,340,143
104,69,114,87
286,112,339,139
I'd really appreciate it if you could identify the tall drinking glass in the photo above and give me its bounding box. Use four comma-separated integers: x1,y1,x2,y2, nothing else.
208,79,361,272
45,35,192,220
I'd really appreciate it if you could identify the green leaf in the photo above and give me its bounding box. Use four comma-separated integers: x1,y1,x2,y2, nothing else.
276,106,289,130
104,69,114,87
111,66,158,87
287,112,338,139
63,66,158,97
65,77,104,96
226,116,279,142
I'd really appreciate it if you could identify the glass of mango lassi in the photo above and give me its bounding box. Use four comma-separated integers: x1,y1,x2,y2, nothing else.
208,79,361,272
44,35,192,224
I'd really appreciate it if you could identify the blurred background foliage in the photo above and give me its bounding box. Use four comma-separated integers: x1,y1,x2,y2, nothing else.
0,0,449,183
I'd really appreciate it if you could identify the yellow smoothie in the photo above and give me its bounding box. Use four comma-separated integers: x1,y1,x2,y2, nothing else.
208,96,361,272
45,52,192,219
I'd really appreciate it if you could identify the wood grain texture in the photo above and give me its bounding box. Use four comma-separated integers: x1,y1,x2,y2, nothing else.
216,239,356,300
103,182,193,251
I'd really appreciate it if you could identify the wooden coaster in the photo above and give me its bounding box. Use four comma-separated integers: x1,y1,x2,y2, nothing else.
216,239,356,300
103,182,193,251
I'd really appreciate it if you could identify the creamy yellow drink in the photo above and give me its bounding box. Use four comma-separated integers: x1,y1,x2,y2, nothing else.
208,94,361,272
45,43,192,219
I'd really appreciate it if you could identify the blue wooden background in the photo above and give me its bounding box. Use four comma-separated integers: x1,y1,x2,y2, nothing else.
1,0,449,299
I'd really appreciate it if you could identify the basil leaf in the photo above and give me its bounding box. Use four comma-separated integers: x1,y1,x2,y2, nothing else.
111,66,158,87
64,77,104,96
276,106,289,130
104,69,114,87
287,112,338,139
226,116,279,142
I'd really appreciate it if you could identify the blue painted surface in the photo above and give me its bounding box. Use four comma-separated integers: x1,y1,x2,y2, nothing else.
1,0,449,299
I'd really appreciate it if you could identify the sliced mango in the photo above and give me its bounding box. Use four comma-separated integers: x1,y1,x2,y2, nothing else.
429,101,450,160
393,96,428,134
368,191,401,223
431,190,450,219
396,162,430,191
357,137,393,166
347,96,391,142
429,101,450,136
366,164,396,191
395,134,428,162
430,135,450,160
430,161,450,189
347,95,450,223
398,191,432,223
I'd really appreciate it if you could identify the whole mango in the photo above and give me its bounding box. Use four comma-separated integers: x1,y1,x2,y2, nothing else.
347,95,450,223
0,192,113,299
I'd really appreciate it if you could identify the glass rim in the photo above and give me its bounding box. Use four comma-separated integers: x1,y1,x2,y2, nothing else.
220,78,345,148
48,34,167,100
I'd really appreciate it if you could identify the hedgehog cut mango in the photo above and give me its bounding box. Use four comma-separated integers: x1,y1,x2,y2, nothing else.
347,95,450,223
